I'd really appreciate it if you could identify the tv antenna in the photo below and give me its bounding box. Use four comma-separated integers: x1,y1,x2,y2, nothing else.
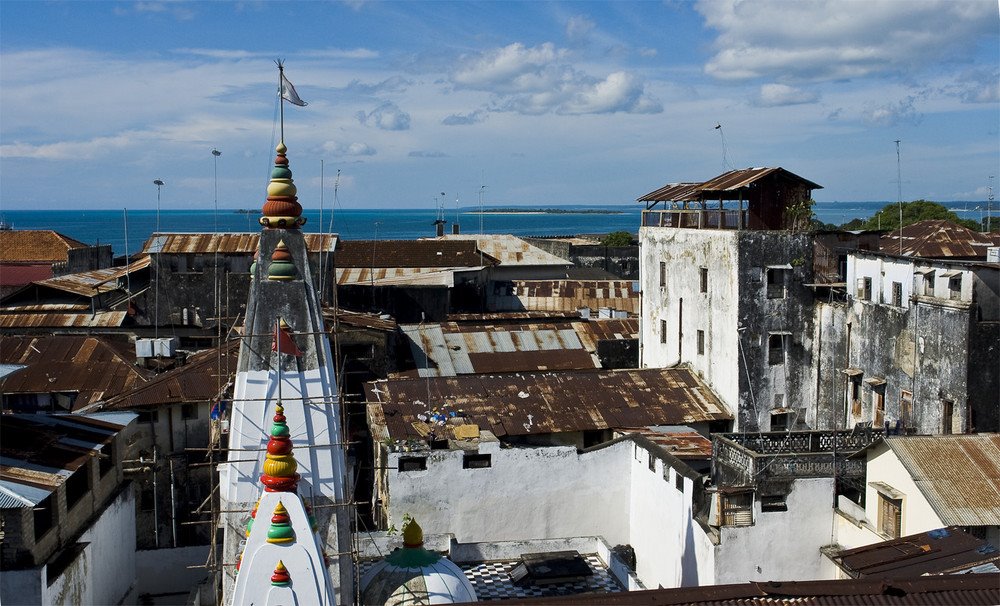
715,123,735,171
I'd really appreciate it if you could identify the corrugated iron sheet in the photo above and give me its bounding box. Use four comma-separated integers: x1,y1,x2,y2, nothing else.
399,319,638,377
336,266,460,286
887,434,1000,526
141,233,337,254
879,220,998,258
0,335,150,410
616,427,713,459
33,256,151,296
432,235,572,266
336,239,488,268
637,182,703,203
492,280,638,314
637,167,822,203
366,366,730,441
0,311,128,328
100,339,239,409
834,526,1000,578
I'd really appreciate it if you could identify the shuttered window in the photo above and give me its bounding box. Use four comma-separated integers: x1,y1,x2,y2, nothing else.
721,492,753,527
878,493,902,538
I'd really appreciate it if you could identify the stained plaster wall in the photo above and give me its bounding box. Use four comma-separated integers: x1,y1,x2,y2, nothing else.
713,477,837,584
812,302,849,430
638,228,740,414
523,239,640,279
638,227,816,432
1,487,137,606
381,437,716,590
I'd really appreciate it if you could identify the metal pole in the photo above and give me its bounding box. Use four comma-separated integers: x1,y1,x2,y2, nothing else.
152,447,160,548
895,140,902,255
169,457,178,547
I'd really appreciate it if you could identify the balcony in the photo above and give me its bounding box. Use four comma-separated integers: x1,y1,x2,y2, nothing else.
642,209,747,230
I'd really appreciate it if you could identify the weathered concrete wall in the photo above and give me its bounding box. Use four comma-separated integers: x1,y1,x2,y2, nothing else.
383,440,631,546
523,239,639,279
714,478,836,583
638,228,740,414
813,302,849,430
968,321,1000,432
135,545,210,597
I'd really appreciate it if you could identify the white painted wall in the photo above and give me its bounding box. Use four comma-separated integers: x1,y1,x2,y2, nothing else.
639,227,740,411
627,447,713,588
863,442,945,539
135,546,210,596
385,440,631,547
713,478,837,584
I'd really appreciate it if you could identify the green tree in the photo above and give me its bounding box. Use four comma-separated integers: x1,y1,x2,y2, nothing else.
601,231,634,246
850,200,980,231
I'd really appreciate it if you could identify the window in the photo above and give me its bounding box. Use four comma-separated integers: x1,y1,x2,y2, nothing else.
699,267,708,293
138,410,159,424
873,388,885,427
766,268,787,299
856,277,872,301
891,281,903,307
923,272,935,297
942,400,954,435
878,493,902,538
768,334,785,365
900,390,913,426
696,330,705,355
674,471,684,493
65,464,90,510
181,404,197,420
33,493,55,541
659,262,666,287
948,275,962,300
463,454,492,469
721,492,753,527
848,376,863,419
648,454,656,472
98,442,114,477
660,319,667,344
770,411,790,431
760,494,788,512
398,457,427,472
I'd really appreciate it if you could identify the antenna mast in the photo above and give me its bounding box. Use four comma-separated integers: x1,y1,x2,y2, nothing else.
895,140,902,255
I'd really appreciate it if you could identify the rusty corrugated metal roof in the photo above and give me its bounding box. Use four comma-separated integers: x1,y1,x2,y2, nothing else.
494,279,638,314
0,335,150,410
324,308,398,332
430,235,572,267
637,167,822,202
366,366,730,442
336,240,491,268
879,220,998,258
489,574,1000,605
33,256,151,297
100,339,240,409
0,311,128,328
833,526,1000,578
615,427,713,459
141,233,337,254
0,230,89,263
398,319,638,377
886,434,1000,526
336,266,466,286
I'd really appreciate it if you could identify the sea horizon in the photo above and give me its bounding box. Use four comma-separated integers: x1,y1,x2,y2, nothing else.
2,200,995,258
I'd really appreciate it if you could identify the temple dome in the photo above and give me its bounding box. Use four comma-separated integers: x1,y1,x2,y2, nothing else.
360,519,478,605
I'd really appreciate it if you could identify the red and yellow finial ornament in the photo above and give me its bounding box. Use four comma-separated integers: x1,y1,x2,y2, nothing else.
260,141,306,229
270,560,292,586
260,403,300,492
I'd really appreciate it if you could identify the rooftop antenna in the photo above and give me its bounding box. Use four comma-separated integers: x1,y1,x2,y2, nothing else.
895,140,902,255
715,123,734,172
479,182,486,235
988,175,994,232
212,150,221,233
152,179,164,342
153,179,165,234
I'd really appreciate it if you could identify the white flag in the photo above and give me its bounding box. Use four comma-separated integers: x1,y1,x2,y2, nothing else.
281,73,307,107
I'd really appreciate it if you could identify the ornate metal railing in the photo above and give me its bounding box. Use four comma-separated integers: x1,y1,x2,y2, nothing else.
642,209,746,229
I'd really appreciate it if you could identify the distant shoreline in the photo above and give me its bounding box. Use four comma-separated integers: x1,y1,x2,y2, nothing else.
464,208,625,215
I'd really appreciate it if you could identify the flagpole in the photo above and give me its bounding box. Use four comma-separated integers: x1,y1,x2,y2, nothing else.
277,61,285,143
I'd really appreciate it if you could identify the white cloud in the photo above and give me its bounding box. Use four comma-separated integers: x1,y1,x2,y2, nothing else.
442,110,487,126
754,83,820,107
638,47,658,58
321,141,376,157
861,97,922,126
451,42,661,115
356,102,411,131
696,0,997,82
408,150,447,158
0,132,138,160
566,15,596,42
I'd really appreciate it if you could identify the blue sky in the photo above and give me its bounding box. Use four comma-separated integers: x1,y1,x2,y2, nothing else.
1,1,997,211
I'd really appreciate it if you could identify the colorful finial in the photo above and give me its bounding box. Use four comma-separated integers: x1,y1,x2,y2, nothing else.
266,502,296,544
402,517,424,548
246,498,261,537
267,240,297,281
249,248,260,276
260,402,300,492
260,141,306,229
235,552,242,572
270,560,291,586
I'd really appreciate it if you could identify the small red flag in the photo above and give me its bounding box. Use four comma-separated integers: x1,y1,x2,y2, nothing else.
272,320,303,357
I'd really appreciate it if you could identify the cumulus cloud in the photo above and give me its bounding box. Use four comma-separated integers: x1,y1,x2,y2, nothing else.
322,141,376,156
451,42,661,115
696,0,997,82
341,76,412,96
638,47,658,58
442,110,487,126
356,102,411,130
408,150,447,158
754,83,820,107
118,1,195,20
862,97,922,126
0,132,138,160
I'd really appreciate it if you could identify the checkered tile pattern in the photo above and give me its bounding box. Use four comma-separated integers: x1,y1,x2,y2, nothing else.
357,553,624,601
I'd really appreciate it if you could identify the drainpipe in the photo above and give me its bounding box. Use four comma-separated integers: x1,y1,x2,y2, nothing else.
152,447,160,548
169,458,178,547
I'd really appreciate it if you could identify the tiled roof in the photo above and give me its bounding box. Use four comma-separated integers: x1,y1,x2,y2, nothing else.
336,239,493,269
0,230,88,263
886,434,1000,526
0,335,151,411
366,366,731,442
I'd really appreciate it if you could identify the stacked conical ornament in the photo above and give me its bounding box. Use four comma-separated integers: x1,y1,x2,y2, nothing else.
260,403,300,492
260,141,306,228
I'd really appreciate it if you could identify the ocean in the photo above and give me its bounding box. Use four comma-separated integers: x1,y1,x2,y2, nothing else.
1,201,993,258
